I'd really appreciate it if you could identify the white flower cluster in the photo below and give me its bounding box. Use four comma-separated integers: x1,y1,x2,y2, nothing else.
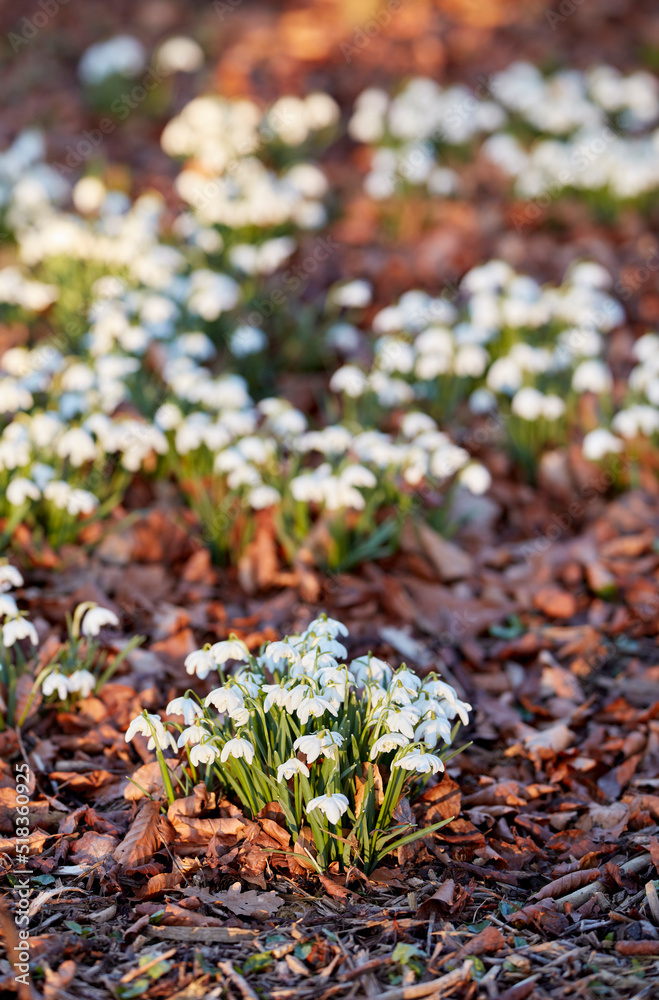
164,92,336,230
328,260,627,460
40,604,120,702
127,616,471,830
0,572,121,708
350,62,659,201
0,563,37,649
1,70,655,553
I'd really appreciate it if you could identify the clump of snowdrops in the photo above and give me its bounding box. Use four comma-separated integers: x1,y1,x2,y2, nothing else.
126,615,471,873
0,566,141,728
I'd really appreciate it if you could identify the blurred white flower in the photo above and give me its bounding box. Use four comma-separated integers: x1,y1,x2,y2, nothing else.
155,37,204,74
79,36,146,86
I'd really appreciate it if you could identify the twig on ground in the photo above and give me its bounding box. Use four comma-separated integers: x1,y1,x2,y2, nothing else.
217,960,259,1000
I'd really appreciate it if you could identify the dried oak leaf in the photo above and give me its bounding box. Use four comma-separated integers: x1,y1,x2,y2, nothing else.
533,868,600,901
70,832,119,865
125,760,182,801
134,901,225,927
417,878,456,918
212,884,283,918
135,871,185,899
113,800,162,867
453,925,506,960
420,774,461,822
318,874,357,901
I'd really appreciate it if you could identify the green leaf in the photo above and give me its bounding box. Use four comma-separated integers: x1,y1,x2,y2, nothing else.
243,953,272,973
392,942,424,965
116,979,150,998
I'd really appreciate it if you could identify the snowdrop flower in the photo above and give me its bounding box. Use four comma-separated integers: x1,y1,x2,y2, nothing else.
0,595,19,617
511,387,546,421
306,792,349,825
265,641,301,665
458,463,492,495
296,694,338,724
293,731,345,762
329,365,368,398
229,325,267,357
185,648,216,679
329,280,372,309
414,716,453,747
351,655,393,687
277,758,310,782
469,388,497,414
167,696,204,725
155,36,204,74
305,616,349,639
487,356,523,394
381,707,419,740
0,565,23,592
55,427,96,467
3,615,38,647
582,428,624,460
67,669,96,698
572,359,613,394
73,176,107,214
81,606,120,636
422,678,471,724
177,724,210,747
249,485,280,510
537,394,563,422
79,36,146,86
370,733,410,757
220,737,255,764
454,344,488,378
305,635,348,659
262,682,291,711
66,489,98,517
42,670,70,701
6,478,40,506
205,686,246,717
318,731,345,760
633,333,659,364
394,748,444,774
125,712,177,752
190,741,222,766
390,667,422,697
209,639,249,665
188,270,240,320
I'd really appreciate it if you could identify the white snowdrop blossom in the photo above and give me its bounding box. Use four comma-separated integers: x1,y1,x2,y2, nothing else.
81,606,120,636
370,733,410,757
190,741,222,766
209,639,250,664
67,670,96,698
3,616,38,647
125,713,177,752
220,738,255,764
306,793,350,825
167,696,204,725
42,670,70,701
277,758,310,782
177,723,211,747
0,565,23,592
185,649,216,679
296,694,338,724
582,428,624,461
394,749,445,774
